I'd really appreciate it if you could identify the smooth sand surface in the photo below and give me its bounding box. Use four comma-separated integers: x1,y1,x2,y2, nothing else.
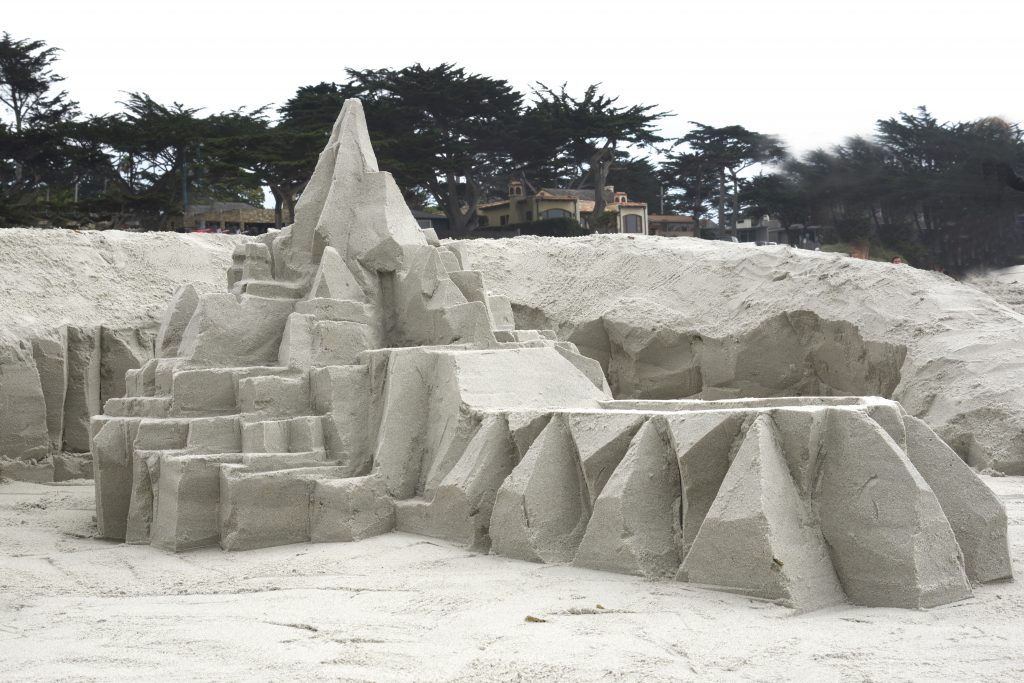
1,477,1022,682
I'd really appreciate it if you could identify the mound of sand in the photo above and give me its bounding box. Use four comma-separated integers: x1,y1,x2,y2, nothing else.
455,235,1024,473
0,228,242,341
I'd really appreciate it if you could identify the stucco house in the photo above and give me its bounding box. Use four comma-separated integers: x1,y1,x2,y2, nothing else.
477,181,649,234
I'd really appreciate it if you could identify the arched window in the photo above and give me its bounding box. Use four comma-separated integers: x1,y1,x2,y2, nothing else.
541,208,572,220
622,214,643,233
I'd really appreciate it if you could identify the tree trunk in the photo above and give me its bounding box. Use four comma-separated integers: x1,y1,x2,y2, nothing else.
285,194,297,225
717,167,727,231
441,171,481,238
280,180,303,225
730,171,740,229
270,186,284,228
590,148,613,221
692,166,705,228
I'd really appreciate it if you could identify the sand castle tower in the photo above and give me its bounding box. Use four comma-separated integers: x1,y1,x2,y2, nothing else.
92,101,1011,611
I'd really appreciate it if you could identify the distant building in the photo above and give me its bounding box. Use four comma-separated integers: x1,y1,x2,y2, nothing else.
411,209,450,235
648,214,719,239
735,215,824,248
735,215,784,243
477,181,649,234
167,201,277,233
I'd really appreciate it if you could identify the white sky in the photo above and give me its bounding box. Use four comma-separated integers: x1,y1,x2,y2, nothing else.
5,0,1024,158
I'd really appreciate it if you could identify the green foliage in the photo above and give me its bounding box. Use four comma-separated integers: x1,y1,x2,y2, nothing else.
0,32,76,133
671,123,787,229
589,209,619,233
607,157,662,210
89,93,267,228
0,32,82,224
659,151,718,221
776,107,1024,271
742,173,809,228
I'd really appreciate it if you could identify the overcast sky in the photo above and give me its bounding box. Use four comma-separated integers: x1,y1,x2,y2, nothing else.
6,0,1023,158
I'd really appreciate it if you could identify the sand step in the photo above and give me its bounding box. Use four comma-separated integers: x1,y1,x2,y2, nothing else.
147,451,246,551
219,464,349,550
169,366,298,415
237,374,311,417
294,297,373,324
238,451,328,471
104,397,173,418
241,416,325,454
124,358,165,398
236,279,307,299
278,312,376,368
133,449,327,551
133,415,241,453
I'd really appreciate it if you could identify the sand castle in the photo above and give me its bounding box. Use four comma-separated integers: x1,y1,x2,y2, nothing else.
91,100,1011,611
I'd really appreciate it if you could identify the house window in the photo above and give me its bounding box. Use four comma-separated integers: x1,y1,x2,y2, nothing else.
478,215,489,227
526,211,533,221
500,215,509,226
541,208,572,220
623,214,643,233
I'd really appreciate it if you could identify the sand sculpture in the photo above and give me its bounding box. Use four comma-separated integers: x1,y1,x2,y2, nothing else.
90,100,1011,611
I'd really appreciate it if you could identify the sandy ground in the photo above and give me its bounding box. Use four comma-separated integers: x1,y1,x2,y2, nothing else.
1,478,1022,682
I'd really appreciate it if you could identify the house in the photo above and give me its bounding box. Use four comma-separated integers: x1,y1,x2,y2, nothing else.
167,201,277,233
477,181,649,234
735,215,784,243
735,215,824,248
411,209,450,235
648,214,719,239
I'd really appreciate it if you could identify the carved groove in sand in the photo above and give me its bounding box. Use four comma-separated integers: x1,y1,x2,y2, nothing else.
92,101,1011,611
